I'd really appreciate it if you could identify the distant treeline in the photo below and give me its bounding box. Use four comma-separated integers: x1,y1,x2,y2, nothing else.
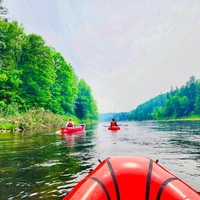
0,3,98,122
112,76,200,121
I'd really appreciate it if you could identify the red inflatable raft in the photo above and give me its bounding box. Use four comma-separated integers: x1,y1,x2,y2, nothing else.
63,156,200,200
108,126,120,131
61,124,85,134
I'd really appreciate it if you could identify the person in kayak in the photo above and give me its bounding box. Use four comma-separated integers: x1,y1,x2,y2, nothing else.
66,118,74,127
110,118,118,126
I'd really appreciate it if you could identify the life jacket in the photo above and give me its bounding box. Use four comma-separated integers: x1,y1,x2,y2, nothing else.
67,122,73,127
111,121,116,126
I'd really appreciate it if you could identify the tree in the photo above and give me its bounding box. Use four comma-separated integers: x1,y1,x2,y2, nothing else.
0,0,7,54
0,20,25,107
0,12,98,122
184,76,197,114
74,79,98,120
194,80,200,115
179,96,189,116
20,34,56,110
50,51,78,114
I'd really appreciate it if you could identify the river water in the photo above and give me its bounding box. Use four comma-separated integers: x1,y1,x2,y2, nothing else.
0,121,200,199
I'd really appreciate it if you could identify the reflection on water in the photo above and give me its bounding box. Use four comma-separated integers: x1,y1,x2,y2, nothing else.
62,132,86,148
0,121,200,199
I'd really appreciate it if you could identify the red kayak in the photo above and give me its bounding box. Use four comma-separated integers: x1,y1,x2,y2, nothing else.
61,124,86,134
63,156,200,200
108,126,120,131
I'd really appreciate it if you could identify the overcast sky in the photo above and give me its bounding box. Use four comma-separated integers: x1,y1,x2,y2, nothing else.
3,0,200,113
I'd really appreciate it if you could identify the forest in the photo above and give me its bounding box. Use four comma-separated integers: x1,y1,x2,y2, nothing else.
112,76,200,121
1,0,200,131
0,1,98,130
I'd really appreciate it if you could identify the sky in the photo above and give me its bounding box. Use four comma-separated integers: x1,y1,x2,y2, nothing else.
3,0,200,113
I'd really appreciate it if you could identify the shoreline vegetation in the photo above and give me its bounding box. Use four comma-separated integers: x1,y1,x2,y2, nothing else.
0,107,89,133
0,3,99,131
156,115,200,122
1,108,200,133
111,76,200,122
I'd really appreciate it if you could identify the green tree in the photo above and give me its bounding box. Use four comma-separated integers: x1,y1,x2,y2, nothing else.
182,76,197,114
0,0,7,52
0,9,98,123
194,80,200,115
20,34,56,110
179,96,189,116
0,20,24,107
74,79,98,120
50,51,78,114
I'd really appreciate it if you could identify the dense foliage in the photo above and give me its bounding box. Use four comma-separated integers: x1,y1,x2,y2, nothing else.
113,76,200,121
0,2,98,125
155,76,200,119
74,79,98,121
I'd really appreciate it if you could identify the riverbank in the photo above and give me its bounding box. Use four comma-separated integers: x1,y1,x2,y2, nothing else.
158,115,200,121
0,108,81,132
0,108,96,133
2,109,199,133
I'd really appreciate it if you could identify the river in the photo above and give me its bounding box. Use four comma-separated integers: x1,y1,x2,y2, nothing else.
0,120,200,199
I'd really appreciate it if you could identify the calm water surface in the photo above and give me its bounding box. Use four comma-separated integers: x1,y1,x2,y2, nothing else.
0,121,200,199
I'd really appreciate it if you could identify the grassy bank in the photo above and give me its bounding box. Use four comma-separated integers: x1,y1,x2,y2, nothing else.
0,108,82,132
157,115,200,121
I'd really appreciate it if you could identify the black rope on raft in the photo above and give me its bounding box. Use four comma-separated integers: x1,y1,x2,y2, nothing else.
98,159,102,163
156,177,178,200
106,158,120,200
87,177,111,200
146,159,153,200
155,159,159,163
